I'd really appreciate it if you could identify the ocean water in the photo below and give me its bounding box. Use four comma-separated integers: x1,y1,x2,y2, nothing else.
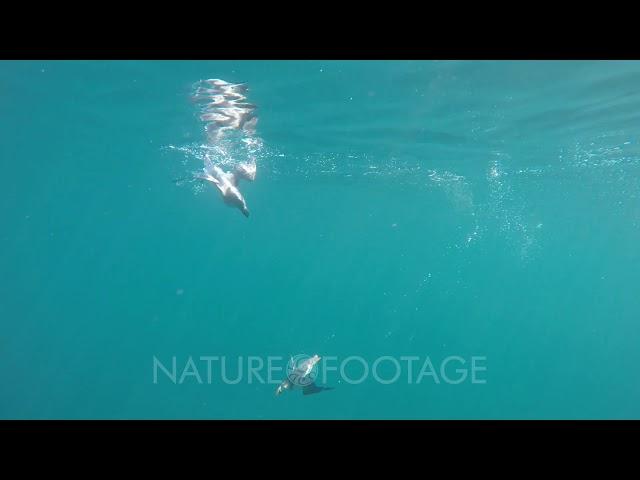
1,60,639,419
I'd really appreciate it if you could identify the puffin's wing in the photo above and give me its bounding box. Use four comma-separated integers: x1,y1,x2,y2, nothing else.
194,172,220,186
234,162,257,182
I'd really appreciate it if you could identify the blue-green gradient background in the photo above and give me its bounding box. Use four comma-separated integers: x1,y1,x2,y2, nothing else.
1,61,639,418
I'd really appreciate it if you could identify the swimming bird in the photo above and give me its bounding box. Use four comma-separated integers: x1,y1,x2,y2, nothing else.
189,78,260,217
196,156,256,218
276,354,333,396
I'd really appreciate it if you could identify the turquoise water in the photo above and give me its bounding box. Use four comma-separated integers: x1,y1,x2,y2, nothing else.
1,60,639,419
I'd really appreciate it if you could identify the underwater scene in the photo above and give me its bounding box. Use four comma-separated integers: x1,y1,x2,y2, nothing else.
1,60,639,419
